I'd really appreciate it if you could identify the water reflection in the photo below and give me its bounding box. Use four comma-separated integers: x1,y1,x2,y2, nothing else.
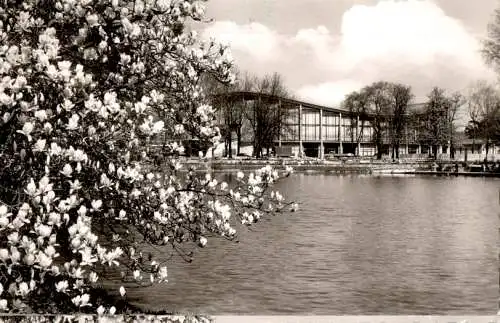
123,174,499,314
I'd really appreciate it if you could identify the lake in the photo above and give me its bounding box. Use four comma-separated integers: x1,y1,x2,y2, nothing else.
125,174,499,314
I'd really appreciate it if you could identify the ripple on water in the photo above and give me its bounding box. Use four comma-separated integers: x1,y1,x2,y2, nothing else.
114,175,499,314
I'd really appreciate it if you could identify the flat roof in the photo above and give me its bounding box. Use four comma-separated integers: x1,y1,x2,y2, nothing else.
211,91,426,115
211,91,348,113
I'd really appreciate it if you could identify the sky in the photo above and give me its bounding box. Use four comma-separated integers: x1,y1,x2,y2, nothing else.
197,0,500,114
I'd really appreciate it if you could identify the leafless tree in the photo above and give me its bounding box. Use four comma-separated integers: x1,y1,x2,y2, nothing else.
447,92,465,159
343,91,369,156
344,82,413,159
387,83,413,160
205,71,292,158
465,80,500,158
482,6,500,74
421,87,454,159
246,72,292,158
204,70,250,158
234,72,256,155
362,82,393,159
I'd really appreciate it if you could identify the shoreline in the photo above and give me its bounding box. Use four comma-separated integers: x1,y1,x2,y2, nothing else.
178,159,500,177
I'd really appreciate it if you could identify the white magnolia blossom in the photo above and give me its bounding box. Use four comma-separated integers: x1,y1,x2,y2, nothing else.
133,270,142,281
72,294,91,307
55,280,69,293
0,205,8,217
199,236,207,247
158,266,168,282
97,305,105,315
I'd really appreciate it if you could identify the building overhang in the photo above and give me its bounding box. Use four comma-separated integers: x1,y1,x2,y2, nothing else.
210,91,427,118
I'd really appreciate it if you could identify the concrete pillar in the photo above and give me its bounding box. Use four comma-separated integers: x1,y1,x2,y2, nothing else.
319,109,324,159
299,104,303,158
438,145,443,155
338,112,343,154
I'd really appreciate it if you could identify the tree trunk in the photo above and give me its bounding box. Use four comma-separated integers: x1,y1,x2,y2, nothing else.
376,142,383,160
253,135,257,158
485,139,490,162
224,135,228,157
236,127,241,155
228,131,232,159
395,144,400,159
254,142,261,158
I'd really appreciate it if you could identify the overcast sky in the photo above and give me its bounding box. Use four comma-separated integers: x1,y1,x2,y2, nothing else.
198,0,500,111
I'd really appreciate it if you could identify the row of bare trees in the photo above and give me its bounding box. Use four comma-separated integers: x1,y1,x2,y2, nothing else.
209,74,498,161
342,82,463,160
461,4,500,159
209,74,469,161
200,2,500,161
343,82,408,159
421,88,464,159
205,71,291,158
464,81,500,158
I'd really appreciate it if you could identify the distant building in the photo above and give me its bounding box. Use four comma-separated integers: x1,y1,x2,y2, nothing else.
212,91,438,158
206,90,500,161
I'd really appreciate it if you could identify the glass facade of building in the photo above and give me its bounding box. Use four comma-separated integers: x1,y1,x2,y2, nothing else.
281,106,375,143
212,91,430,158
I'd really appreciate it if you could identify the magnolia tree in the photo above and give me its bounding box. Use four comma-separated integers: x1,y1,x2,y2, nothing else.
0,0,295,314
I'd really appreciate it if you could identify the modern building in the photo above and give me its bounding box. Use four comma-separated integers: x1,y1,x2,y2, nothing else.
214,91,438,159
209,90,500,162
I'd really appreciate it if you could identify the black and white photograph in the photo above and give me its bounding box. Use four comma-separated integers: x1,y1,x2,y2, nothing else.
0,0,498,321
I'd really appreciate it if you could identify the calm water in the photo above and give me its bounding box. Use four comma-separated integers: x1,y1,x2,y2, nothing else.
126,174,499,314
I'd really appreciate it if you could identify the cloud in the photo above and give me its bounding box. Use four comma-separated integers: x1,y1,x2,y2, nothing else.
202,0,496,107
296,80,364,107
202,21,281,61
333,0,484,72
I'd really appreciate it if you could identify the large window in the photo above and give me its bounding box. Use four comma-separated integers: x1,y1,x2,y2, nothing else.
340,117,352,141
281,106,299,141
361,126,372,142
281,107,379,143
302,109,319,125
322,111,338,140
301,108,320,141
